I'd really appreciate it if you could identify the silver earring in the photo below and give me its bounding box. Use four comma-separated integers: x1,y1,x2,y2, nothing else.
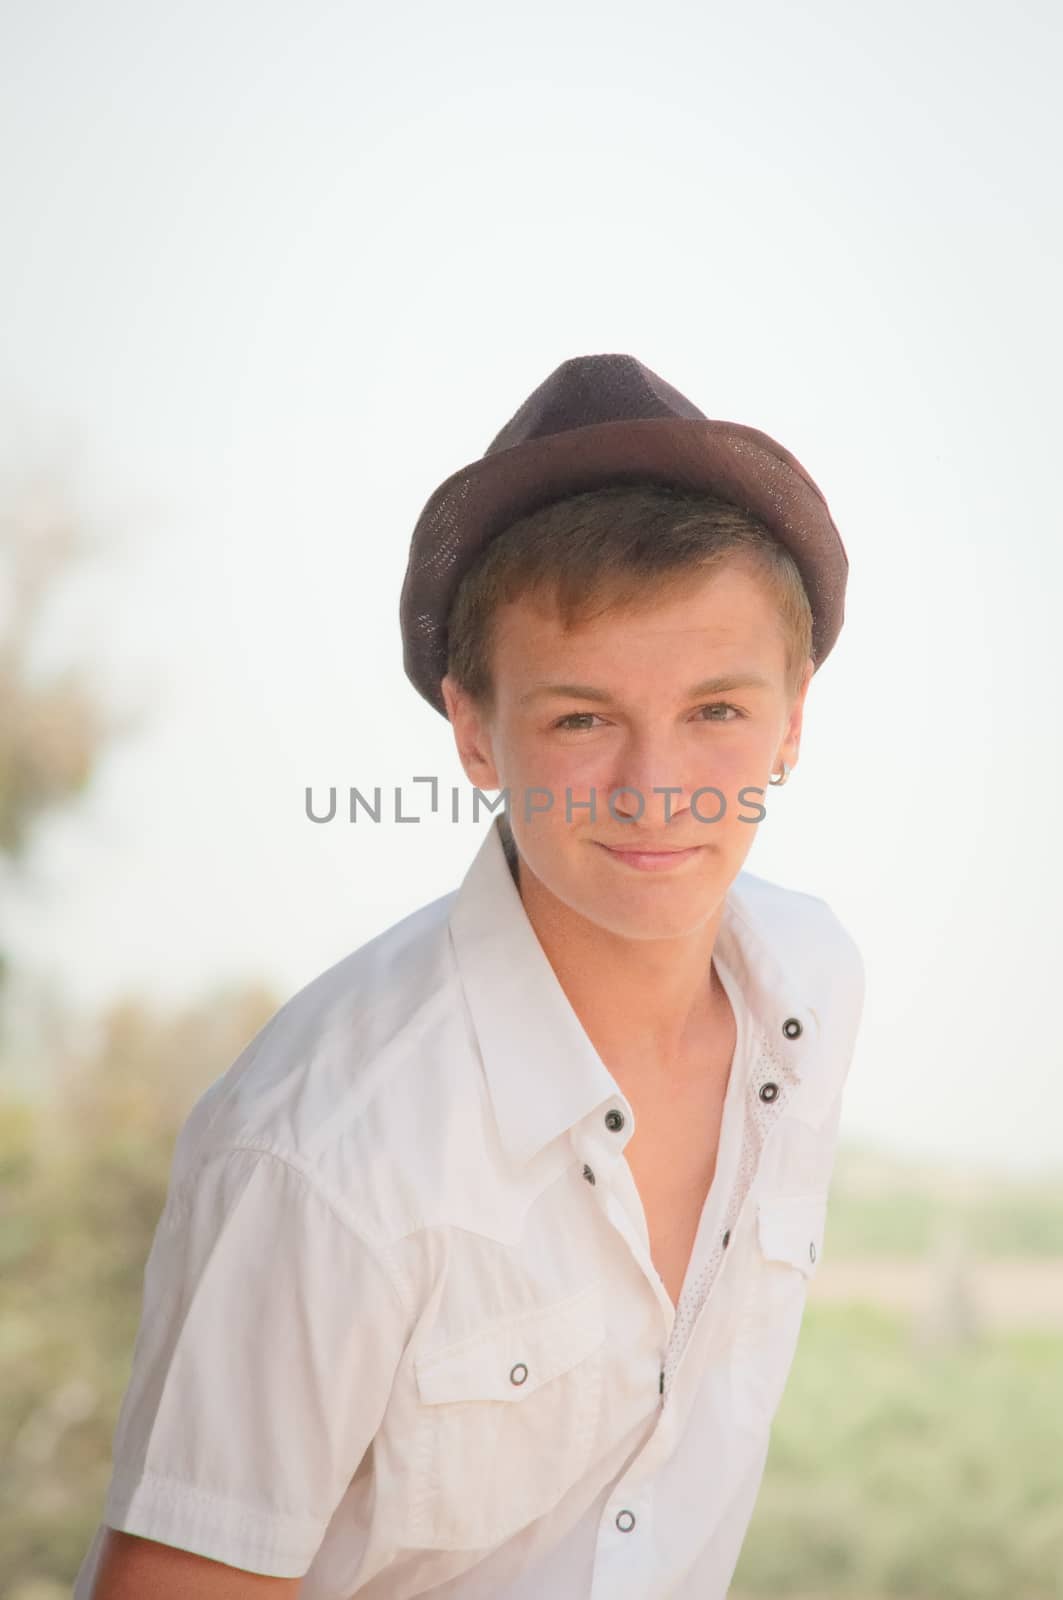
768,760,792,787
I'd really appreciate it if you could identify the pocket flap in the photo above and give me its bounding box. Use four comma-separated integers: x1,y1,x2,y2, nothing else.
755,1192,828,1277
415,1283,604,1406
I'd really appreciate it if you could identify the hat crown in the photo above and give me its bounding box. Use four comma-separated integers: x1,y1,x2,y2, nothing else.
484,353,707,457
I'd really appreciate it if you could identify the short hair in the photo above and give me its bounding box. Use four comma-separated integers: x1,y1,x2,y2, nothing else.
445,481,814,715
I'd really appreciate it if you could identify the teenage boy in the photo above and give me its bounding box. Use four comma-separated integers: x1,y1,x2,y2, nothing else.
76,353,865,1600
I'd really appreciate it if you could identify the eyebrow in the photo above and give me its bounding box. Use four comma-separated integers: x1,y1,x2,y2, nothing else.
518,674,774,706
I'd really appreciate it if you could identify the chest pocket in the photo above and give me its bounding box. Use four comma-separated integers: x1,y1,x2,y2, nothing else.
729,1191,827,1433
403,1282,606,1551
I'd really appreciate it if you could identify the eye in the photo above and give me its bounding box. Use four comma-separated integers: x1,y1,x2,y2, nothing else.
694,702,745,722
552,704,745,731
552,712,603,731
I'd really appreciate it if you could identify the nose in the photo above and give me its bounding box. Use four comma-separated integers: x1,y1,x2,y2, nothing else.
605,730,701,829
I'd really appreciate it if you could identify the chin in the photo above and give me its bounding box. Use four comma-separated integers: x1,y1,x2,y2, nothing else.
589,898,719,942
566,869,724,941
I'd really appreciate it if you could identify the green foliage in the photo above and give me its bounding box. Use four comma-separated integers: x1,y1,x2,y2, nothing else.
827,1145,1063,1260
0,985,279,1596
734,1303,1063,1599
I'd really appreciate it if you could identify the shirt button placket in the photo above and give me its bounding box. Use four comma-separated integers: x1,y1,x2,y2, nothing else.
756,1011,808,1112
592,1493,654,1599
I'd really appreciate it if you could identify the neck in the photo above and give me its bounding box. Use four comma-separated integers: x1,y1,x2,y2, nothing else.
508,838,730,1079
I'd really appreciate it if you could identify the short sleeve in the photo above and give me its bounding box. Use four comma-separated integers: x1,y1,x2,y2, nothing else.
99,1144,409,1577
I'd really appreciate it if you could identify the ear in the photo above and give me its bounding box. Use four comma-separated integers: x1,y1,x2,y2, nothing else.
441,672,503,791
775,656,814,772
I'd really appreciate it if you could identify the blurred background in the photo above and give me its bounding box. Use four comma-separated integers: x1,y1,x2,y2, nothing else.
1,1,1061,1595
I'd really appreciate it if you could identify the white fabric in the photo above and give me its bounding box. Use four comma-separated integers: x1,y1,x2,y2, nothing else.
73,815,865,1599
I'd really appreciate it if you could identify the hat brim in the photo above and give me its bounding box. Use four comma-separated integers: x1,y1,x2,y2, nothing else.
400,415,848,718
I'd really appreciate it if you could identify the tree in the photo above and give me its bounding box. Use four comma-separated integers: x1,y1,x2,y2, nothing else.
0,449,279,1594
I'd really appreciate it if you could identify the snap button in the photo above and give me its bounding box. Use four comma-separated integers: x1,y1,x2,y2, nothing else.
604,1108,626,1133
509,1362,528,1386
782,1016,803,1039
758,1081,780,1103
809,1240,816,1263
582,1163,596,1185
722,1228,731,1248
615,1508,636,1533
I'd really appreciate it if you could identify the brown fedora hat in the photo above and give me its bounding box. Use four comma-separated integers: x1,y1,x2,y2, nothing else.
400,353,849,718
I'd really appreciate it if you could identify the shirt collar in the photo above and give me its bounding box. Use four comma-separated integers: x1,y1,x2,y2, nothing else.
446,817,821,1166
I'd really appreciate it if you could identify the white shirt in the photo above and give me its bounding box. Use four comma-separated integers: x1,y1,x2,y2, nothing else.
74,815,865,1599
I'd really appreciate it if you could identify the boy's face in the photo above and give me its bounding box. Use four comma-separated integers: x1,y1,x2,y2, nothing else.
442,560,813,942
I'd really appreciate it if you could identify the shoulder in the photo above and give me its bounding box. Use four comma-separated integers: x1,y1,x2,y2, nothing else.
730,867,863,966
725,869,867,1131
166,883,479,1215
728,867,866,1025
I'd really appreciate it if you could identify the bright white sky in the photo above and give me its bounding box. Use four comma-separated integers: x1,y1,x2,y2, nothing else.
2,0,1060,1174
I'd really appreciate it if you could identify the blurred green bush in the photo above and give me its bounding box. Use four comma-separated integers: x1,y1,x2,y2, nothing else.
735,1302,1063,1599
0,985,278,1594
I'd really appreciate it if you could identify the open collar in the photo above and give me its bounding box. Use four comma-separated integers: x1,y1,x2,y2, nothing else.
446,817,822,1166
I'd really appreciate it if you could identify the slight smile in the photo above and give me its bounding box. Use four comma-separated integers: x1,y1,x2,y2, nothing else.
594,841,705,873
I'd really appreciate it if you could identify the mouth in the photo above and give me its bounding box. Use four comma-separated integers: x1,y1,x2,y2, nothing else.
594,841,705,872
